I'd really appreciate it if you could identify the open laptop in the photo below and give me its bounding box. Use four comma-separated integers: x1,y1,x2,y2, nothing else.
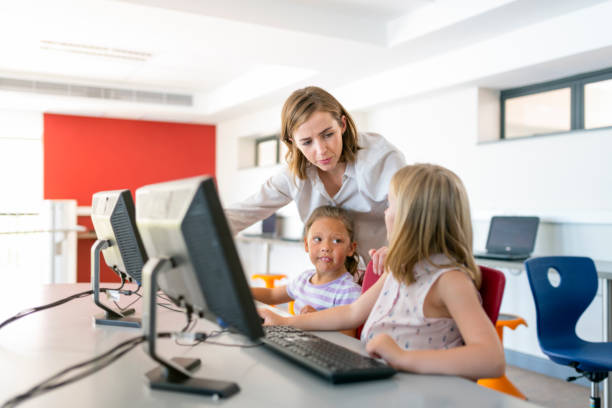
474,216,539,261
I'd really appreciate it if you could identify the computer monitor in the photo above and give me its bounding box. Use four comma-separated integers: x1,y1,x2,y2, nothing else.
136,175,263,398
90,189,147,328
91,189,148,284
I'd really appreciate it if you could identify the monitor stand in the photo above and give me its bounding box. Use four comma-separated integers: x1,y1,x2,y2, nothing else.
141,257,240,399
91,239,141,328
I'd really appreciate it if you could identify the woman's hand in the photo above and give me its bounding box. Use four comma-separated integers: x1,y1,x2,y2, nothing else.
366,333,403,367
258,308,289,326
368,246,388,275
299,305,317,314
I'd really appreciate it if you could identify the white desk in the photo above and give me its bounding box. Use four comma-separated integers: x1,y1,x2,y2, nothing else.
0,284,542,408
476,257,612,408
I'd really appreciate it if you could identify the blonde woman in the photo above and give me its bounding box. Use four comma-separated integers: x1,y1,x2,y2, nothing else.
225,86,405,273
259,164,505,380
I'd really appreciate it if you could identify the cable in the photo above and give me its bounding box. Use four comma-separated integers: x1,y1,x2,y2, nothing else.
1,332,169,408
2,316,260,406
156,293,185,313
156,303,185,313
0,281,137,331
202,340,263,348
112,285,142,312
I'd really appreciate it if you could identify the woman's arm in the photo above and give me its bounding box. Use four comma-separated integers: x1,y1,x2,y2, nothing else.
224,170,294,234
366,270,505,380
252,286,293,305
260,272,388,331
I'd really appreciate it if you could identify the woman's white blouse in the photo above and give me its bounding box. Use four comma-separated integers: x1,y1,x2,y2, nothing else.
225,132,406,263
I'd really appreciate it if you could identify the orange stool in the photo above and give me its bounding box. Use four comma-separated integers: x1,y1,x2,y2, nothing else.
251,274,295,315
478,313,528,400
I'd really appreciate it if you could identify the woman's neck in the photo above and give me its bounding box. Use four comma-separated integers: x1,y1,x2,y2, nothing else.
317,161,346,198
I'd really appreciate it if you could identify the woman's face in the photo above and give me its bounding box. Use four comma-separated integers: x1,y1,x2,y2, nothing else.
292,111,346,173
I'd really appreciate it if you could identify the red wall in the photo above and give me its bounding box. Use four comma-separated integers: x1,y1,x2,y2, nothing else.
43,113,216,283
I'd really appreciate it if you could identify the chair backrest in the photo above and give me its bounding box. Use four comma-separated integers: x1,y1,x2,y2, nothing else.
361,260,381,293
478,266,505,324
524,256,598,345
356,261,505,340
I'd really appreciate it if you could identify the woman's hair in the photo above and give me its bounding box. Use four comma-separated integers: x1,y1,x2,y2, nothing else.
303,205,359,276
280,86,361,180
384,164,481,288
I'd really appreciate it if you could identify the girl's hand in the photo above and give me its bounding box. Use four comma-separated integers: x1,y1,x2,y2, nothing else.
258,308,288,326
368,246,388,275
366,333,403,367
299,305,317,314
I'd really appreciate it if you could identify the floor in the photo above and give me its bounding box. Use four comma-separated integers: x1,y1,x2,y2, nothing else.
505,365,590,407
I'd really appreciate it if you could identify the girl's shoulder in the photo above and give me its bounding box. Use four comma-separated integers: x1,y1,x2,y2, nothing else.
335,271,362,289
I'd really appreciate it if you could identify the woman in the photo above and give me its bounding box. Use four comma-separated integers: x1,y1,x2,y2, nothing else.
225,86,405,273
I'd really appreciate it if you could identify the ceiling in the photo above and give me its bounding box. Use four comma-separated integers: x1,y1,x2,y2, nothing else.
0,0,609,124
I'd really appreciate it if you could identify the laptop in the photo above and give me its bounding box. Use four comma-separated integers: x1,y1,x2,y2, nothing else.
474,216,540,261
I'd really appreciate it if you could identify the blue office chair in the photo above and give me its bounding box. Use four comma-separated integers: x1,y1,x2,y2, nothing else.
525,256,612,408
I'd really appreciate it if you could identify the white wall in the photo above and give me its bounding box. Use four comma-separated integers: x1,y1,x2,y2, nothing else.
364,86,612,259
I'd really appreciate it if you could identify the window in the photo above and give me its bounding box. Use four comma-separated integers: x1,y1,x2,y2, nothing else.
584,78,612,129
255,135,280,167
500,67,612,140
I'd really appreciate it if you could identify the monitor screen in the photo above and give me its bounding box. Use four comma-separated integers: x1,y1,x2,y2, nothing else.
486,216,540,253
136,175,264,341
91,189,148,285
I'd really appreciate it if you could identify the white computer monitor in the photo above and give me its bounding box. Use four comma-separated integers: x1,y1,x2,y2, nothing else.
135,175,263,398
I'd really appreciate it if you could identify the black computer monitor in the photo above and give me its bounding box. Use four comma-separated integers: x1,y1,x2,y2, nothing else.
136,175,263,398
90,189,147,328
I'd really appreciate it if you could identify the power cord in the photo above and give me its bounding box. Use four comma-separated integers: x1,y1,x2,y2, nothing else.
1,326,260,407
0,332,164,408
0,281,138,331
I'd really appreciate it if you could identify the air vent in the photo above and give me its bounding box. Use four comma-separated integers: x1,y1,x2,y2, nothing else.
40,40,152,62
0,77,193,107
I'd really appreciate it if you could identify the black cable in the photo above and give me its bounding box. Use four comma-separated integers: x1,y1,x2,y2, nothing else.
1,332,167,408
112,285,142,312
0,281,136,331
156,303,185,313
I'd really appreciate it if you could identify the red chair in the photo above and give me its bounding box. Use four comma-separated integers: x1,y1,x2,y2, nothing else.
478,265,505,324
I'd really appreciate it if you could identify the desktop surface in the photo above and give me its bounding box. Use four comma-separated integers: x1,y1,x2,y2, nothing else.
0,284,542,408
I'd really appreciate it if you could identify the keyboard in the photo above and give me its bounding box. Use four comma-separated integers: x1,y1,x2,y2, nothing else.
261,326,396,384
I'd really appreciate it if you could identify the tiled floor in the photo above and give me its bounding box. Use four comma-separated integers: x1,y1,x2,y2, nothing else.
505,365,590,407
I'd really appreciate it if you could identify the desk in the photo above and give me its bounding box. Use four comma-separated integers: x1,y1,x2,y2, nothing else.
0,284,541,408
476,257,612,408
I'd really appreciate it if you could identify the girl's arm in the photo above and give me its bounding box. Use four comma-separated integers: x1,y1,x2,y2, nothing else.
252,286,293,305
366,270,505,380
260,272,388,331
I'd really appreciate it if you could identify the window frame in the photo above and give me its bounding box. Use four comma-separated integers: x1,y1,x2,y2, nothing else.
500,66,612,140
254,135,280,167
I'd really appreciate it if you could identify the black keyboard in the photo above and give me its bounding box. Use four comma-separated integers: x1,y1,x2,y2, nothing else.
261,326,396,384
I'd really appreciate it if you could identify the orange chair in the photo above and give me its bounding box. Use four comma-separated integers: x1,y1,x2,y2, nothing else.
251,274,295,315
478,313,528,399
